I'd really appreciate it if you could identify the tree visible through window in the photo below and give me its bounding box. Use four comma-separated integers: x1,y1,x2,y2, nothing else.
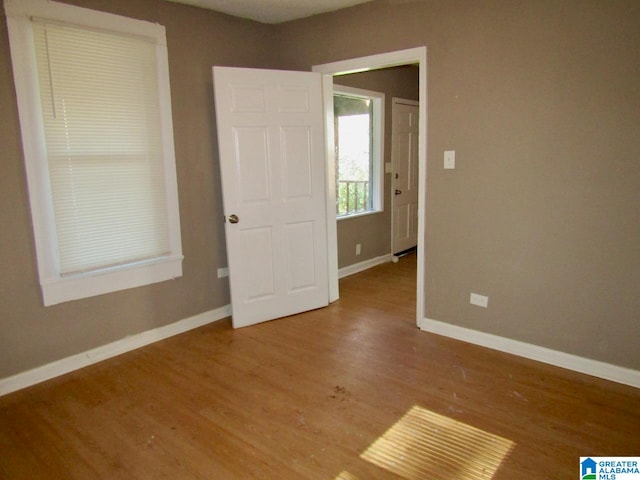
334,86,384,218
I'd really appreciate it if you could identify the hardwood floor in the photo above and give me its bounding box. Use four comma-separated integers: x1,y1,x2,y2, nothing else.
1,253,639,479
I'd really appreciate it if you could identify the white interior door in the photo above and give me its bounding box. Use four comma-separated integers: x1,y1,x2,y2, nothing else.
391,98,420,255
213,66,329,328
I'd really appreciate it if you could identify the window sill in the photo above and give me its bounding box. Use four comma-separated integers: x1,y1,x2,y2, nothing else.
337,209,383,222
41,255,183,306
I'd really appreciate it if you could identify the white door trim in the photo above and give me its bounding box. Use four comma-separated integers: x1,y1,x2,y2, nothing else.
320,74,340,303
313,46,428,326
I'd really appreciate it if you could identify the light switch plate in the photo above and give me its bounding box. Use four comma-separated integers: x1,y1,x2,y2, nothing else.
444,150,455,169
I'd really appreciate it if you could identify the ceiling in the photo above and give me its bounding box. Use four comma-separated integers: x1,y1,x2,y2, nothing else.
165,0,373,24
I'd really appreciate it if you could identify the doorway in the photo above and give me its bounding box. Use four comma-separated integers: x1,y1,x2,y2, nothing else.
313,47,427,326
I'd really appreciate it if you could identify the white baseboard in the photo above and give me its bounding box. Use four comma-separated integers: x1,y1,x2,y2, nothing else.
420,317,640,389
0,305,232,397
338,254,392,279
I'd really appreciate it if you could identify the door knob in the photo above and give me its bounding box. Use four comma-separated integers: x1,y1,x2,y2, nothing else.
228,214,239,224
394,189,402,195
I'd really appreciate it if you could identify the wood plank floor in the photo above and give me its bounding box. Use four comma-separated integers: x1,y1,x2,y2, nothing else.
1,253,639,479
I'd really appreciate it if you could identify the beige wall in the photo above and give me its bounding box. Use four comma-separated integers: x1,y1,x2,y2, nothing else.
2,0,639,380
0,0,276,378
275,0,640,370
334,67,419,268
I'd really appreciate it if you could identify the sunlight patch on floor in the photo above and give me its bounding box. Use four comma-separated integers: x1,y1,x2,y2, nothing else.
358,405,515,480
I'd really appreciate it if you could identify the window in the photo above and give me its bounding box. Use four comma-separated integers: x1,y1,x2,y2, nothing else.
333,85,384,218
5,0,182,306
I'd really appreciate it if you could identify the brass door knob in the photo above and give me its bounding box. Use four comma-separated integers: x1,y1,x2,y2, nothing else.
228,214,239,224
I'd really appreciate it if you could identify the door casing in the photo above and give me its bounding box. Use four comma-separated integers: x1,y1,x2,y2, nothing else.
313,47,428,327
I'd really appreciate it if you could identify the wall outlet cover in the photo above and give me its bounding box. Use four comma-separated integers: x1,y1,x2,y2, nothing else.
470,293,488,308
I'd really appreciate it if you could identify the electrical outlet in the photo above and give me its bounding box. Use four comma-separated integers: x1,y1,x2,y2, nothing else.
356,243,361,255
217,267,229,278
470,293,488,308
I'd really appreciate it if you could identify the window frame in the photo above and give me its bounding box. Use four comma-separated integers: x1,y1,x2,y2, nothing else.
5,0,183,306
333,84,385,220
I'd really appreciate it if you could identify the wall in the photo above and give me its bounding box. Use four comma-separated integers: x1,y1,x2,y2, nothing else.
0,0,275,378
2,0,639,381
274,0,640,370
334,66,419,268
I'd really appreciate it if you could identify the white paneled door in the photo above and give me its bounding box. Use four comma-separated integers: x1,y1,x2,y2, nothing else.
213,67,329,328
391,99,419,255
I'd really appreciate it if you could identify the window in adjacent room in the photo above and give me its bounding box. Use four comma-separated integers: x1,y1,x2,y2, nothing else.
4,0,183,306
333,85,384,218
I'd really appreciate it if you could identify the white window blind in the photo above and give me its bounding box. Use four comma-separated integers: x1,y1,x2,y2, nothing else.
6,0,182,305
33,20,170,275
